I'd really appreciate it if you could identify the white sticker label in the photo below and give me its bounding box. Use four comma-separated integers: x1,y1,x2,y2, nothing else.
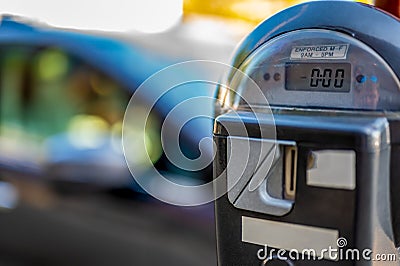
242,216,339,261
290,44,349,60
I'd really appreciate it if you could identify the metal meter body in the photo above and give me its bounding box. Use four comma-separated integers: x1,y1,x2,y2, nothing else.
214,1,400,265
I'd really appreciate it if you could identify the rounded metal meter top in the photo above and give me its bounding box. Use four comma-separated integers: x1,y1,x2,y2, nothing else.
217,1,400,112
220,29,400,111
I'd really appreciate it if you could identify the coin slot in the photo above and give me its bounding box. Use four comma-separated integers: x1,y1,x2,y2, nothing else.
284,146,298,200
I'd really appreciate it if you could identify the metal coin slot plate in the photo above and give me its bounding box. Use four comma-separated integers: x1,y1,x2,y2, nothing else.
227,137,297,216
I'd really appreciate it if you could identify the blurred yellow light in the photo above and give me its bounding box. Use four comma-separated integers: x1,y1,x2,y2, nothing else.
124,126,163,168
184,0,374,24
37,49,69,82
123,107,162,168
184,0,302,24
229,0,299,23
145,129,163,164
68,115,109,149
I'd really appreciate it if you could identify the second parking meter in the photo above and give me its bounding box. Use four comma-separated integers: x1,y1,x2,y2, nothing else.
214,1,400,265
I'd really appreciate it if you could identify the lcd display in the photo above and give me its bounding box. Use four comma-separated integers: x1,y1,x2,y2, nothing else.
285,63,351,92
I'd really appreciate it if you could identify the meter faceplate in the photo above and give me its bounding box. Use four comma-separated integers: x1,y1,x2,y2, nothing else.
223,30,400,111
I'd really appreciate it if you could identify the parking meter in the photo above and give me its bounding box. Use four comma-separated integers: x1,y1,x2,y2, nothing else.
214,1,400,265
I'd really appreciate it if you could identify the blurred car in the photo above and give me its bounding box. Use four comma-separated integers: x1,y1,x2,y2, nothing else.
0,15,217,188
0,15,217,266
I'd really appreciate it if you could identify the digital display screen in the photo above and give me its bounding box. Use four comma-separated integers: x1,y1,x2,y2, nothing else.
285,63,351,92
